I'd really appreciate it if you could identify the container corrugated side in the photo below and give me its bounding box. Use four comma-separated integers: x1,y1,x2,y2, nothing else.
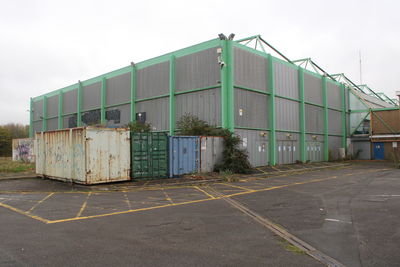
199,136,224,173
35,127,130,184
168,136,199,177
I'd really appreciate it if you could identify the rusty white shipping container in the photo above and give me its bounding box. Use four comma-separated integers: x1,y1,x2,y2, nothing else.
199,136,224,173
12,138,35,163
35,127,130,184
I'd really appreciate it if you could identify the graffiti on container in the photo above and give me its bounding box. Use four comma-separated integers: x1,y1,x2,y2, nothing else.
106,109,121,124
16,143,31,162
13,139,34,163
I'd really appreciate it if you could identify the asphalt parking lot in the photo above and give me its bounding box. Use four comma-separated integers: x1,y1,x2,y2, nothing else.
0,161,399,266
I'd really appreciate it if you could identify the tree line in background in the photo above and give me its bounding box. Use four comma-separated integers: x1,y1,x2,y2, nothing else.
0,124,29,157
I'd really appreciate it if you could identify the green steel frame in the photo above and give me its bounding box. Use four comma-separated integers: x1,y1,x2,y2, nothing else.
322,76,329,161
169,55,176,135
42,96,47,131
267,54,276,165
298,68,306,163
31,33,397,166
77,81,83,127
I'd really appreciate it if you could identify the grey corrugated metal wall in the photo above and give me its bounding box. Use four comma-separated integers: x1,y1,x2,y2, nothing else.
234,47,269,91
83,82,101,111
234,88,268,129
305,104,324,133
33,121,42,133
276,132,300,164
47,118,58,131
328,110,342,135
63,89,77,115
33,100,43,121
274,61,298,99
175,89,220,126
304,73,323,105
275,98,299,132
328,136,342,160
136,99,169,131
47,95,58,118
106,73,131,106
327,81,342,109
235,129,268,167
176,48,220,92
306,134,324,162
137,62,169,99
352,140,371,160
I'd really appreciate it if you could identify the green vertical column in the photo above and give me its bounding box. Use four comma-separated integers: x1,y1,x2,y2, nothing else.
221,39,234,131
322,76,329,161
42,96,47,131
267,54,276,165
340,83,347,148
77,81,82,127
29,98,33,137
130,62,137,123
169,55,176,135
58,91,63,129
298,68,306,163
101,77,107,125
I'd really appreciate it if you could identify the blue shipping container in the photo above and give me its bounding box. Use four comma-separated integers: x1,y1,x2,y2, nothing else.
169,136,199,177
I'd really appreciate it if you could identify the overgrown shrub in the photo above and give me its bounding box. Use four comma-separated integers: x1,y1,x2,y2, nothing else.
126,121,152,133
214,130,252,174
176,114,224,136
176,114,252,174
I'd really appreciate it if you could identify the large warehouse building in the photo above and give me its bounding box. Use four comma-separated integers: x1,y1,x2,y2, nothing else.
30,34,398,166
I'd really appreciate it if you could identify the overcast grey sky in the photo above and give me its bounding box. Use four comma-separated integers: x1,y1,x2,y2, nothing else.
1,0,399,125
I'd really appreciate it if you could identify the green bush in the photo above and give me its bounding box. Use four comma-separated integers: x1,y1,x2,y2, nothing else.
126,121,152,133
176,114,252,174
214,130,252,174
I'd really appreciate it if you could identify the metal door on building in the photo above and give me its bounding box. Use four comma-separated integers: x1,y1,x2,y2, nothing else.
373,142,385,160
278,140,296,164
131,132,168,179
307,141,323,162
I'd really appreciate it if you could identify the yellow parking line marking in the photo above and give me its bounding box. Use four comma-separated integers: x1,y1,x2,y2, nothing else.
76,192,92,218
193,186,216,199
0,167,389,224
162,189,174,204
47,198,214,224
0,202,50,223
28,193,54,212
218,183,254,192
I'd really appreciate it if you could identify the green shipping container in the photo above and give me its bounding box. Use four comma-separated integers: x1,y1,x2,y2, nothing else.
131,132,168,179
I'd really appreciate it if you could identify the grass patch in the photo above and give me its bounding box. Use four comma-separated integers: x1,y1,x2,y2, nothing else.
0,157,35,173
279,238,306,255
